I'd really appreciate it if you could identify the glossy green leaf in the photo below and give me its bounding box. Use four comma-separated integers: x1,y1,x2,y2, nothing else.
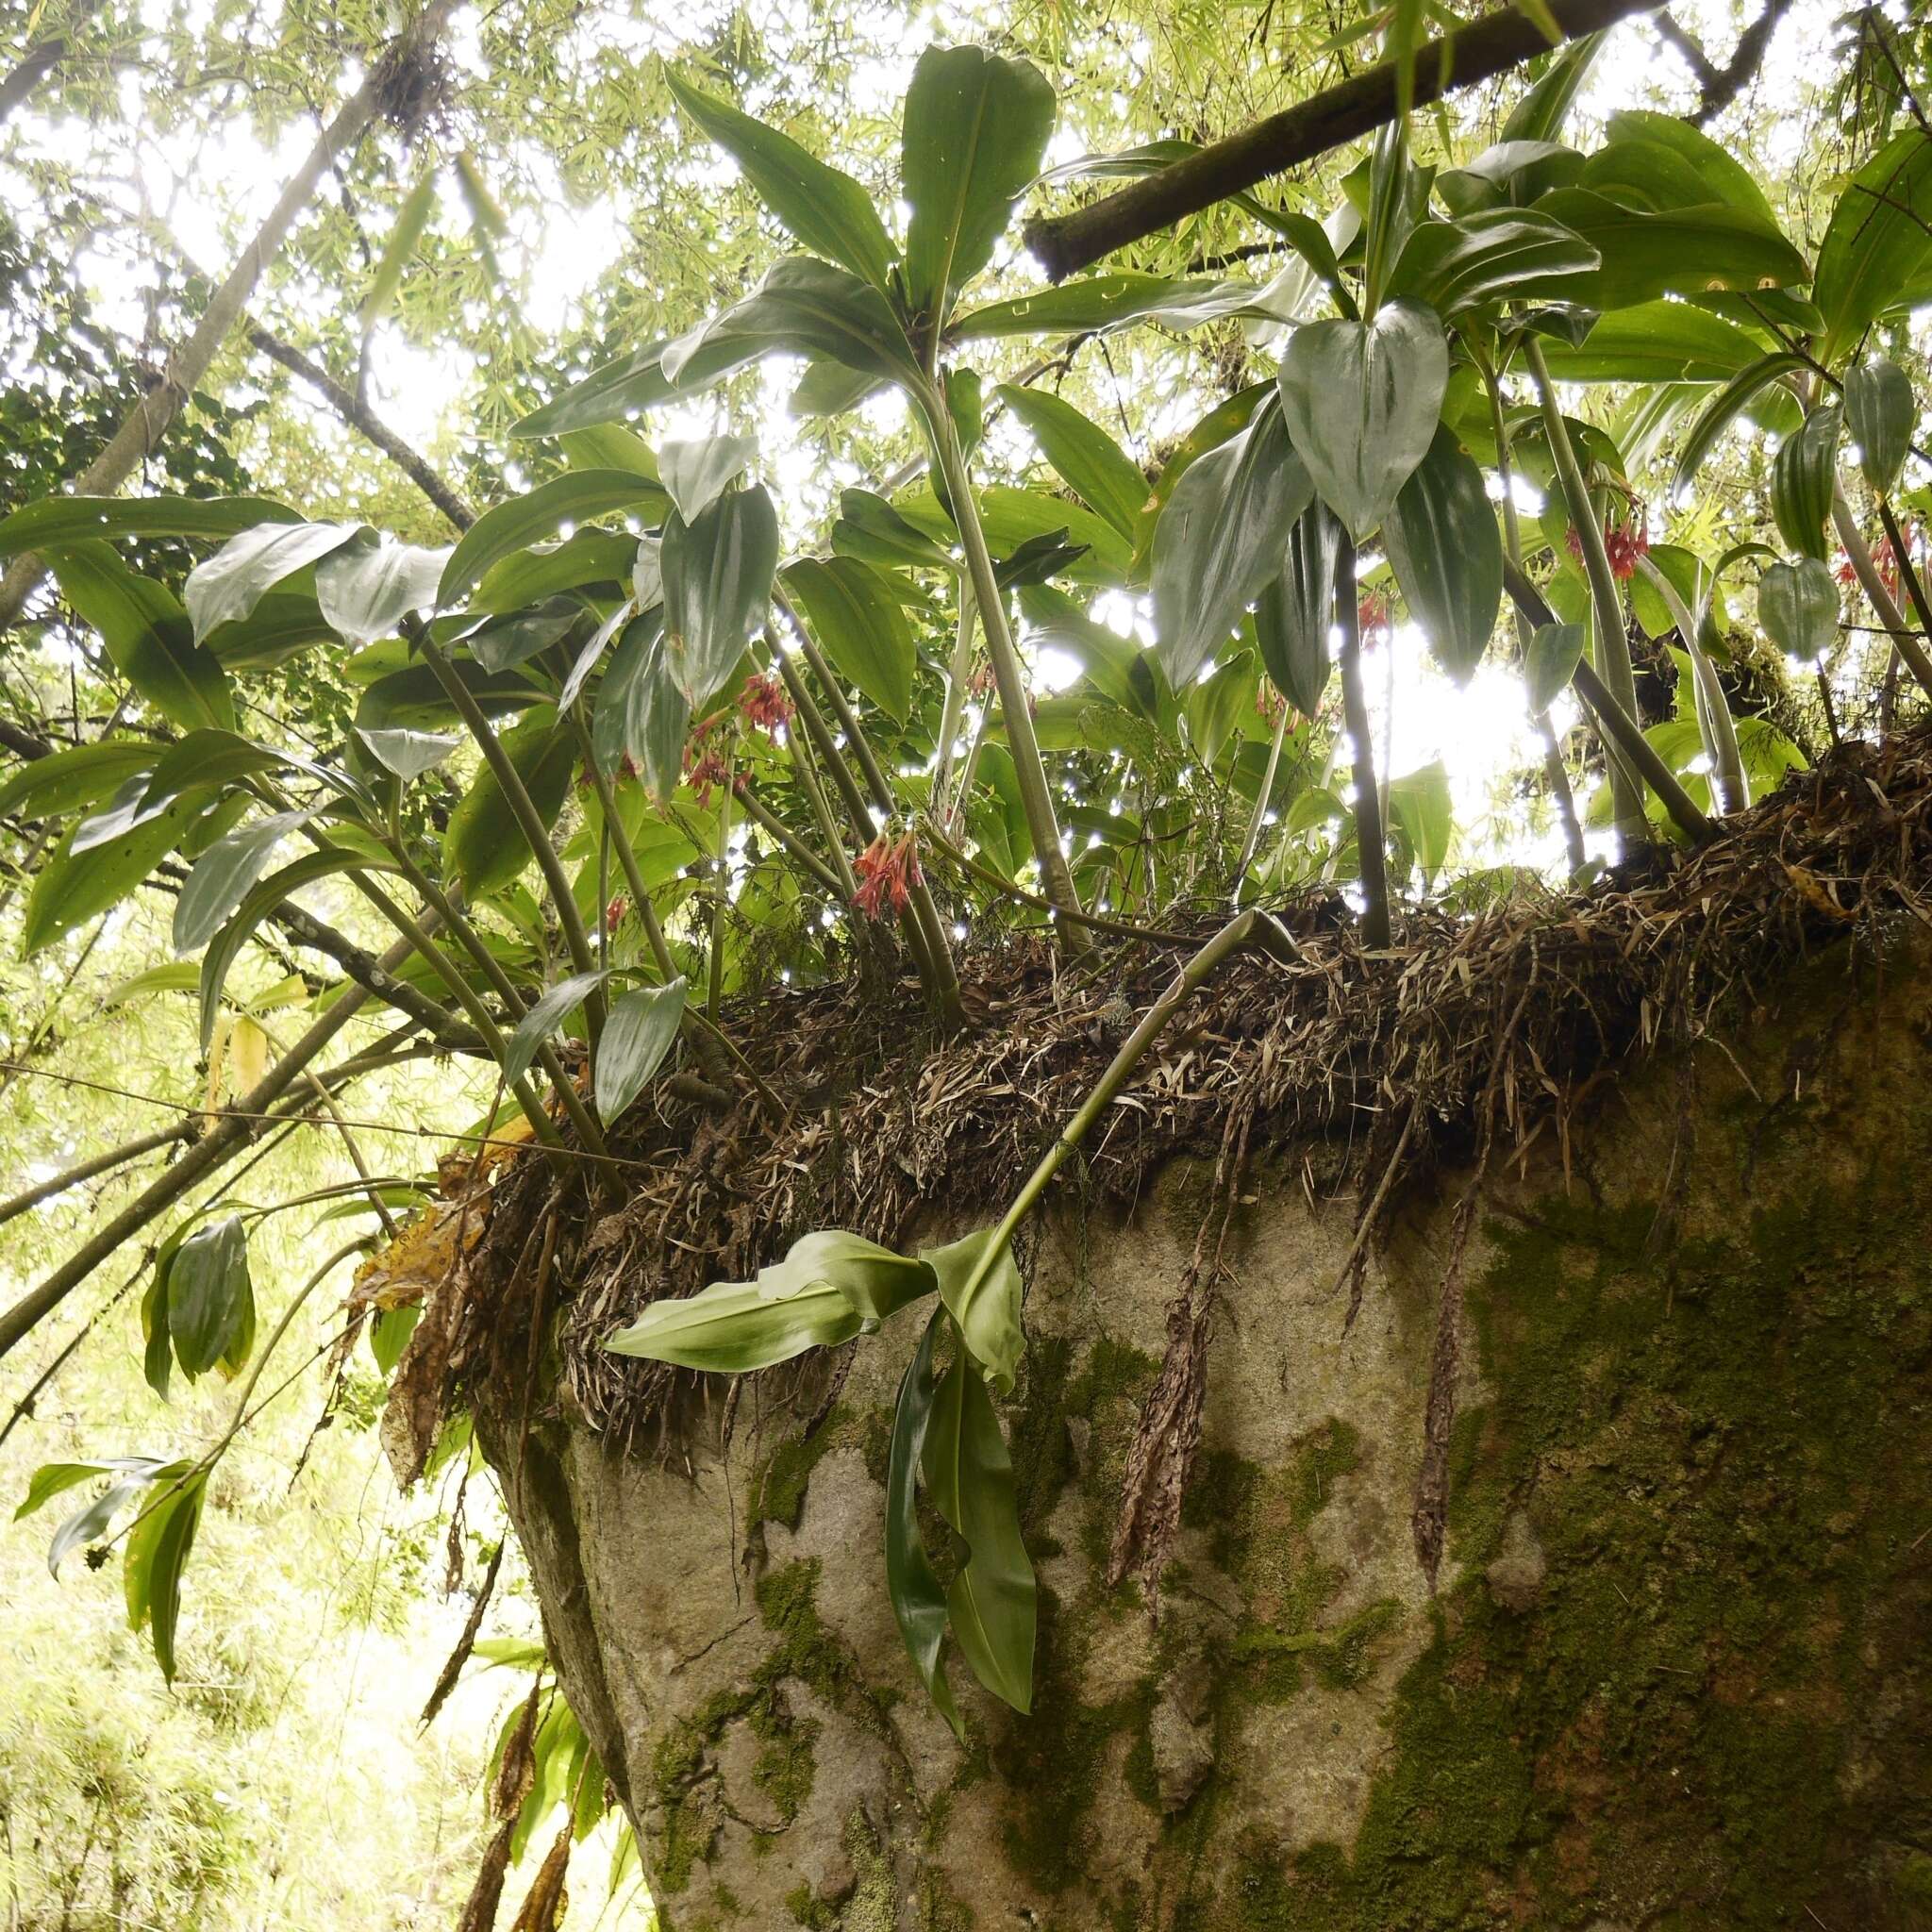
1524,622,1585,714
439,471,663,609
355,658,545,732
466,596,580,672
1277,299,1447,542
922,1227,1023,1395
1186,647,1257,767
996,385,1147,540
1387,208,1597,316
666,70,897,289
467,529,639,615
0,740,158,822
901,44,1056,324
1670,353,1807,499
1845,357,1915,501
886,1311,963,1736
1152,392,1312,686
357,726,462,779
502,968,609,1087
832,489,956,573
46,544,235,732
166,1215,253,1377
0,493,298,558
1814,130,1932,366
24,786,206,956
1757,558,1839,658
1538,301,1760,382
662,485,780,709
445,708,577,897
184,521,364,642
1501,31,1605,142
510,340,680,439
124,1470,205,1683
1772,406,1839,561
658,434,757,524
952,272,1257,341
1256,500,1339,718
790,357,887,418
1532,190,1809,311
1601,109,1779,228
922,1347,1035,1713
594,978,688,1120
1388,759,1453,885
174,809,310,953
782,555,916,721
315,539,449,645
1436,139,1582,217
592,609,688,798
1384,426,1503,684
1362,121,1433,315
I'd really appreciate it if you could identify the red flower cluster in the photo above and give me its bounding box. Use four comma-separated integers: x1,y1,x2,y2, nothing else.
1357,590,1391,640
852,829,921,921
1838,525,1915,598
738,673,793,734
1256,682,1288,725
967,659,996,702
604,894,627,933
1566,509,1650,581
684,715,730,807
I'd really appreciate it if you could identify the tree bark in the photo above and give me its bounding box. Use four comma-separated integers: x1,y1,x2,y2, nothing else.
0,0,103,131
480,937,1932,1929
1023,0,1658,282
0,0,457,632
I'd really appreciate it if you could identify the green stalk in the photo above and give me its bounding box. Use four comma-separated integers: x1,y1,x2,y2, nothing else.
1235,698,1291,891
915,378,1090,949
708,749,732,1023
1523,336,1649,846
784,706,860,899
415,634,608,1050
734,781,847,899
931,574,976,818
1633,557,1747,814
1335,528,1392,949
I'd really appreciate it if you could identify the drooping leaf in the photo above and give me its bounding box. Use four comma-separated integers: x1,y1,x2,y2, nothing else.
0,741,158,822
952,272,1257,341
1601,109,1780,228
123,1470,206,1683
357,727,463,780
661,486,781,709
510,341,680,439
594,978,688,1120
1186,647,1257,766
174,809,311,954
591,609,688,799
922,1227,1023,1395
1501,31,1605,142
832,489,957,573
1845,357,1915,501
1255,499,1339,718
1813,129,1932,367
1277,299,1448,542
1436,139,1582,217
1670,352,1809,499
1383,425,1503,684
665,70,897,290
1386,208,1597,316
782,556,917,721
166,1216,253,1377
1538,301,1761,382
315,540,450,645
658,434,758,524
0,494,298,558
1771,406,1840,561
445,707,577,897
1531,190,1809,311
922,1347,1035,1713
900,44,1056,325
46,544,235,732
466,596,581,673
790,357,888,418
24,786,208,956
1524,622,1585,713
184,521,365,642
1152,393,1311,687
996,385,1147,540
355,657,546,732
886,1311,963,1735
439,471,665,609
1757,558,1840,658
502,969,609,1087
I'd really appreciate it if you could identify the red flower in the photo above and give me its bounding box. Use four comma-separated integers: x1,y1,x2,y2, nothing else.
604,895,627,933
1567,508,1650,582
1357,590,1391,640
1256,682,1288,725
967,659,996,702
852,830,921,922
738,673,793,734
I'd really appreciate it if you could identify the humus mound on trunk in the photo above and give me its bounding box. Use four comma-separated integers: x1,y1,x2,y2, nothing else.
379,732,1932,1928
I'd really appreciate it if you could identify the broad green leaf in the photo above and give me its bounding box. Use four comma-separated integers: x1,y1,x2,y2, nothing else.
1772,406,1839,561
1256,500,1339,717
1387,208,1597,316
1388,760,1453,885
922,1227,1023,1394
445,708,577,897
1846,357,1915,500
47,544,234,731
184,521,364,642
1671,353,1808,499
952,272,1257,341
658,435,757,523
357,727,462,779
0,740,157,821
124,1471,205,1683
502,969,609,1087
510,340,680,439
832,489,957,573
1383,425,1503,684
594,978,688,1120
203,590,338,669
466,596,580,673
316,539,450,645
359,168,437,328
1757,558,1839,658
886,1311,963,1735
558,423,661,479
901,44,1056,325
354,658,546,732
174,809,310,953
1152,392,1312,686
665,70,896,290
1532,190,1809,311
922,1348,1035,1713
370,1306,422,1377
592,609,688,799
439,471,664,609
24,786,206,955
1020,583,1161,715
166,1216,253,1377
996,385,1147,540
782,555,916,721
1186,647,1257,767
0,493,298,558
1602,110,1779,228
1814,130,1932,366
558,604,631,712
662,257,924,397
662,485,780,709
136,726,314,810
1579,139,1718,214
1501,31,1605,142
1277,299,1448,542
1524,622,1585,713
1436,140,1582,217
790,357,887,417
1133,383,1272,569
1362,121,1433,315
15,1455,172,1523
1539,301,1760,382
472,529,639,613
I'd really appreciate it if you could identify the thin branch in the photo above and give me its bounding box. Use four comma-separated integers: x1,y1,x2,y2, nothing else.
1685,0,1797,124
0,0,103,130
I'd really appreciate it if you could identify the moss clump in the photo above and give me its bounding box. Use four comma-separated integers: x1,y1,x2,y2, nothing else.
750,1411,848,1529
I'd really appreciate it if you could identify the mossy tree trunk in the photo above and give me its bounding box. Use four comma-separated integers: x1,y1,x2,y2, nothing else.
482,941,1932,1930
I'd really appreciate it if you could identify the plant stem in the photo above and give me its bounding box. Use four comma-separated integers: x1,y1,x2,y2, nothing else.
932,574,976,818
415,635,608,1052
1634,557,1747,813
1524,335,1650,846
0,1121,192,1229
916,379,1090,948
1235,699,1291,891
708,753,731,1023
735,782,847,898
1335,528,1392,948
1873,495,1932,698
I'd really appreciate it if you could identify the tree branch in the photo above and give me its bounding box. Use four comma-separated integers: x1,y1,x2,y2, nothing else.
1685,0,1796,124
1024,0,1658,282
0,0,103,131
